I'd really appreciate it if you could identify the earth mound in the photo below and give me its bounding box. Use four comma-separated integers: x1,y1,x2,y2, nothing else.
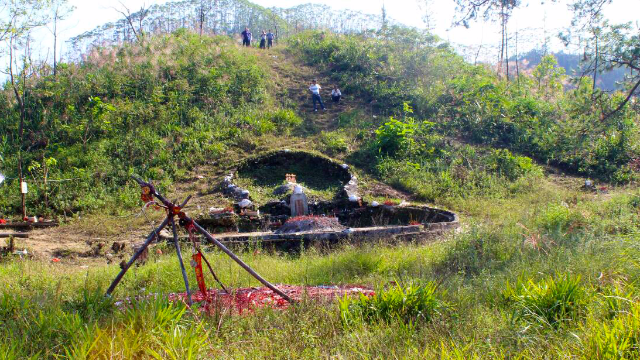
275,216,346,234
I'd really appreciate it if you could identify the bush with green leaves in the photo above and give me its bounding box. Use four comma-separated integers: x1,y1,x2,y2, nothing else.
0,31,300,216
288,31,640,182
375,117,416,156
486,149,542,181
502,275,586,329
339,282,443,326
535,203,587,234
318,131,348,155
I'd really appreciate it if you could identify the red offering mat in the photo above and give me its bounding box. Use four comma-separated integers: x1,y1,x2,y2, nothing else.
167,285,374,314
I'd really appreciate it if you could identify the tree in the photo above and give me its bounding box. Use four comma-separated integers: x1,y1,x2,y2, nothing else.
0,0,51,219
198,0,212,36
451,0,521,78
532,54,566,97
46,0,74,77
113,1,149,42
416,0,436,32
564,0,639,120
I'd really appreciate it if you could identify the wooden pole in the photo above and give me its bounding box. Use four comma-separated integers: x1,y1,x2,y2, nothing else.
192,221,293,303
200,250,229,293
105,217,170,296
171,217,192,305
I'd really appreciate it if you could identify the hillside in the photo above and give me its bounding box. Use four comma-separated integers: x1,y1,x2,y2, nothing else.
1,27,640,359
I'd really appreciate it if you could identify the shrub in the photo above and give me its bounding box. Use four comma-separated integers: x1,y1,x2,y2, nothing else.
486,149,541,181
502,274,586,328
339,282,443,326
536,203,587,234
374,117,415,156
270,109,303,132
582,304,640,359
319,131,348,155
434,226,510,277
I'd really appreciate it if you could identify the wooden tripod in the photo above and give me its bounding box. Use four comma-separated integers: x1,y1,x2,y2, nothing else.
105,176,293,305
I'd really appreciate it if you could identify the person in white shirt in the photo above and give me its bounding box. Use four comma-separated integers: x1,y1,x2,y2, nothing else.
308,79,326,111
259,30,267,49
331,85,342,103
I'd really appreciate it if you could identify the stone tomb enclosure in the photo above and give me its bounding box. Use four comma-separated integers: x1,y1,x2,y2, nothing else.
198,150,458,247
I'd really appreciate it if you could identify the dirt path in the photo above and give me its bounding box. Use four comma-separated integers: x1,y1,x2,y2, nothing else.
255,47,369,132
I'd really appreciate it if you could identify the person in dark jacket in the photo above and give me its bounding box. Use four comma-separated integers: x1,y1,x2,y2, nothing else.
241,27,252,47
267,30,275,48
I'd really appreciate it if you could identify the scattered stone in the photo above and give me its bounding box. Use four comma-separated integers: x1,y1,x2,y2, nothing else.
158,229,172,240
240,189,250,199
274,183,295,196
371,201,380,207
111,241,126,253
133,243,149,265
238,199,253,208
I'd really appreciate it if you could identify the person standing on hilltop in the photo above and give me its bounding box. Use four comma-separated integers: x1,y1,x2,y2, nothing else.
267,30,275,48
241,27,252,47
259,30,267,49
309,79,326,112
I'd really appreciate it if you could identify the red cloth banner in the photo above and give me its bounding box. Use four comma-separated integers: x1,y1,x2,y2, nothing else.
192,252,209,302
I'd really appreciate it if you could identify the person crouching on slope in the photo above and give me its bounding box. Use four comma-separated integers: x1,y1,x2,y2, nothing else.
309,79,326,112
331,85,342,103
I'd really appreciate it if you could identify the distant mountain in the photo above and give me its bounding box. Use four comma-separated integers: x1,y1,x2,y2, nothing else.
515,49,627,91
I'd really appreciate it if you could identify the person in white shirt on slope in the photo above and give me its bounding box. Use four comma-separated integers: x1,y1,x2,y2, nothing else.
308,79,326,112
331,85,342,103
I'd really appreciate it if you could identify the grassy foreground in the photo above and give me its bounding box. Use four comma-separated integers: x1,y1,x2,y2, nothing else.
2,174,640,359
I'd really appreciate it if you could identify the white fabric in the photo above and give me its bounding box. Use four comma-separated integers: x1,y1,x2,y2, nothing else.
309,84,321,95
331,89,341,96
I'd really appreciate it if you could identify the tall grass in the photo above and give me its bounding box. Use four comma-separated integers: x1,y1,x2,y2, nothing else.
3,175,640,358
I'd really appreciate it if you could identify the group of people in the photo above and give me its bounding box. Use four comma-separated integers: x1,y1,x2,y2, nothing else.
240,27,342,112
240,27,274,49
308,79,342,112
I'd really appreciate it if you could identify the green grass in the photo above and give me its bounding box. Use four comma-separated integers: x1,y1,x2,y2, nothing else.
3,176,640,358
